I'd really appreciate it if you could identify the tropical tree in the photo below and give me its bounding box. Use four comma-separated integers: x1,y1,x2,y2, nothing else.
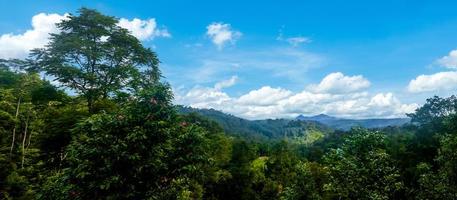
32,8,160,113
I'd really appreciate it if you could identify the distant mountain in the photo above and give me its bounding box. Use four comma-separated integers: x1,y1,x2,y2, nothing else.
177,106,332,142
296,114,410,130
296,114,338,122
177,106,410,141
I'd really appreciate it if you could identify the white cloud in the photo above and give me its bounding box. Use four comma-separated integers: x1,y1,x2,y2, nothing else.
436,50,457,69
367,93,418,117
175,76,238,108
369,93,398,107
286,37,312,46
307,72,371,94
0,13,68,59
237,86,292,106
175,76,237,108
117,18,170,40
214,75,238,90
276,30,311,47
176,86,231,108
407,71,457,93
175,72,416,119
407,50,457,94
206,22,241,49
0,13,168,59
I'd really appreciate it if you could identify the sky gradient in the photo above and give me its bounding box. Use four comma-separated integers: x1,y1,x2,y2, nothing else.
1,0,457,119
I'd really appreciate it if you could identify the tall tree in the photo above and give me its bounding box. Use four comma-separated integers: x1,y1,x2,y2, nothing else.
32,8,160,113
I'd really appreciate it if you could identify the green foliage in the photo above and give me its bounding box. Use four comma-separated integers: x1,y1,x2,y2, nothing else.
37,101,88,170
407,95,457,125
323,129,403,199
38,84,217,199
0,60,69,199
280,162,327,200
417,132,457,199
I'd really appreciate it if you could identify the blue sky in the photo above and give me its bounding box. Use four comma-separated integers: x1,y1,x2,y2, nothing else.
1,0,457,119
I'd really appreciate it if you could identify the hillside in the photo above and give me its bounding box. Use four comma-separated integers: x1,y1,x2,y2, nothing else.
178,106,411,141
177,106,333,141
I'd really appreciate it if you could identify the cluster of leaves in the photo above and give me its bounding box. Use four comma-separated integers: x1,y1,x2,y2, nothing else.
1,7,457,200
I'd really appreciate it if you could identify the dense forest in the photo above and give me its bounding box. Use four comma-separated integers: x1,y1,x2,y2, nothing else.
1,8,457,200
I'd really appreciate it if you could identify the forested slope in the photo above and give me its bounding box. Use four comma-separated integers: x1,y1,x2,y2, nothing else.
178,106,333,141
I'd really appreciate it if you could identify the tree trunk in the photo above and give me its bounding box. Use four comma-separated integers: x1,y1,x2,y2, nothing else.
87,94,95,114
26,128,32,149
10,96,21,155
21,115,29,168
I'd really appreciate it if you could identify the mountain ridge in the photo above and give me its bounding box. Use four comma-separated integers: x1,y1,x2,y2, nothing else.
295,114,410,130
177,106,332,140
177,106,410,140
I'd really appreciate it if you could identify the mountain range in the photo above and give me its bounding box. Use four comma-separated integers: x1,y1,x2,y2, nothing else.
295,114,410,130
177,106,410,140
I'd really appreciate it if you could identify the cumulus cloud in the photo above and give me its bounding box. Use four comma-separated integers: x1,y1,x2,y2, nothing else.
176,72,416,119
176,86,231,108
0,13,169,59
408,50,457,94
407,71,457,93
117,18,170,40
367,93,418,117
237,86,293,106
175,76,237,108
369,93,398,107
206,22,241,49
0,13,68,59
307,72,371,94
436,50,457,69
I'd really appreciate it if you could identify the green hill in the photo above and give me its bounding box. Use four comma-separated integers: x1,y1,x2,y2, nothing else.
177,106,333,141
